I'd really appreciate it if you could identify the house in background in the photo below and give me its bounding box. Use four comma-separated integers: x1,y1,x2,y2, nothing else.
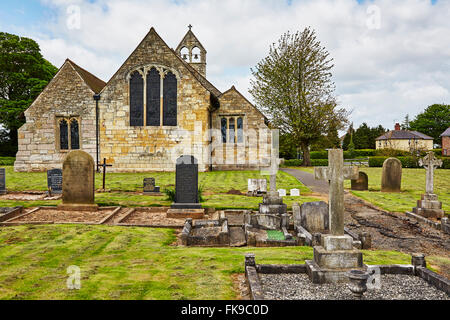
375,123,433,153
440,127,450,156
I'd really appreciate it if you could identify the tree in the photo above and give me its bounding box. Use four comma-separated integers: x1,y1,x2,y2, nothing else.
401,114,410,130
342,123,354,150
409,104,450,144
343,122,386,150
0,32,58,156
249,27,349,166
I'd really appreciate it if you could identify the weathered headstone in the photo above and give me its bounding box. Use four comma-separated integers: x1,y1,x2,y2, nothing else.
47,168,63,194
0,168,6,195
381,158,402,192
412,151,444,219
299,201,329,233
351,172,368,191
58,150,97,211
306,149,363,284
171,155,201,209
290,189,300,197
143,177,160,194
247,179,267,196
277,189,287,197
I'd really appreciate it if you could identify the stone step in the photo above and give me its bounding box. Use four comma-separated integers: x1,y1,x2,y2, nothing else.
313,246,363,269
229,227,246,247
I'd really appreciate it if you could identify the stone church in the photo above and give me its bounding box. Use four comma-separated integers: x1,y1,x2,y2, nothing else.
14,27,272,172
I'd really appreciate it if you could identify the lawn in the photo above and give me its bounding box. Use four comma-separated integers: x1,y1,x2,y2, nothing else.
0,224,417,300
0,166,316,210
285,166,450,213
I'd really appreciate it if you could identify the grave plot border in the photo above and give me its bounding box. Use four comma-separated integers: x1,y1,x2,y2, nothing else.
116,206,185,228
244,254,450,300
406,211,449,234
0,206,24,222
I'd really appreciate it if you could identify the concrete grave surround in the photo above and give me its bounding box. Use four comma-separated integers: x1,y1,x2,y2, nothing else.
381,158,402,193
351,172,368,191
306,149,363,284
412,151,444,219
58,150,97,211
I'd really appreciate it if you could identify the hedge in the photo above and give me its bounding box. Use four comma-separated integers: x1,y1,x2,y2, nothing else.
282,159,328,167
368,156,450,169
0,157,15,166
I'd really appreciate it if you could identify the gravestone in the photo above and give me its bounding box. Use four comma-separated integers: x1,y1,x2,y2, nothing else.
290,189,300,197
0,168,6,195
299,201,329,233
47,168,63,194
351,172,368,191
58,150,97,211
306,149,363,284
143,178,160,194
277,189,287,197
381,158,402,192
171,155,201,209
412,151,444,219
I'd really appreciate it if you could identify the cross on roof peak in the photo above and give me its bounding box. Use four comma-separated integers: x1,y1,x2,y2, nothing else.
188,24,192,31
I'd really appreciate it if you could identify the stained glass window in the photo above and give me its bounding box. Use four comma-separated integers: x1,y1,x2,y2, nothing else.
237,117,243,143
59,119,68,150
146,68,160,126
70,118,80,150
163,72,177,126
229,117,235,143
221,118,227,143
129,71,144,126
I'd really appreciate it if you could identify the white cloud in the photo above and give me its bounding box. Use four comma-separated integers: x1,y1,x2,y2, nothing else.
21,0,450,130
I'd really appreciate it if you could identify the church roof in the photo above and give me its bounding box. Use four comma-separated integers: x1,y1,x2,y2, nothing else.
375,130,433,141
440,127,450,137
66,59,106,94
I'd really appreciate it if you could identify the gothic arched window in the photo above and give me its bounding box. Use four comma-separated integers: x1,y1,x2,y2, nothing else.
163,72,177,126
146,68,160,126
129,71,144,126
59,119,69,150
237,117,243,143
229,117,236,143
70,118,80,150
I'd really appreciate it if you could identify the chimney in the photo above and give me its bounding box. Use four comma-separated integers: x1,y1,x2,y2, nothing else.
395,123,401,131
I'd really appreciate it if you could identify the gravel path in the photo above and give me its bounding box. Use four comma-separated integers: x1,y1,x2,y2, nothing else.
260,273,449,300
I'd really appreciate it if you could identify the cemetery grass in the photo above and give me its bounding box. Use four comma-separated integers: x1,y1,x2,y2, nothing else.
0,167,317,210
287,167,450,214
0,224,416,300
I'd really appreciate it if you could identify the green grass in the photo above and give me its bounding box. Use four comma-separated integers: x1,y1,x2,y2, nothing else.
0,224,414,300
0,167,315,210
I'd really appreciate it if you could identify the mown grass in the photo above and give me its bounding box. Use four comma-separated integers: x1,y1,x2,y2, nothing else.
0,167,315,210
0,224,414,300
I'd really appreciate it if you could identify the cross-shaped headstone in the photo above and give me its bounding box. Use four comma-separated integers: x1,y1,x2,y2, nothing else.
100,158,112,190
419,151,442,194
314,149,359,235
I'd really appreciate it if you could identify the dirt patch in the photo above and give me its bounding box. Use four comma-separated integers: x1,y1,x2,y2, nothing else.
10,207,114,224
227,189,244,195
0,192,61,201
120,208,185,227
231,273,250,300
344,194,450,278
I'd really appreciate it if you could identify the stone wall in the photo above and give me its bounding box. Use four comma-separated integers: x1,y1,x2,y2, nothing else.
14,61,96,172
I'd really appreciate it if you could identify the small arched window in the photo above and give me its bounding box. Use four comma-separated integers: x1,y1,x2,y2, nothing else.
129,71,144,126
229,117,236,143
70,118,80,150
192,47,201,63
237,117,243,143
59,119,69,150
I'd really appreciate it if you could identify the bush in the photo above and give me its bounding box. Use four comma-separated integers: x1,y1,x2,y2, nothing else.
310,151,328,159
310,159,328,166
374,149,410,157
440,157,450,169
164,186,204,202
283,159,303,167
0,157,15,165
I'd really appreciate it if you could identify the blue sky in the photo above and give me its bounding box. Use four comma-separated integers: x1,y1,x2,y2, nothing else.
0,0,448,131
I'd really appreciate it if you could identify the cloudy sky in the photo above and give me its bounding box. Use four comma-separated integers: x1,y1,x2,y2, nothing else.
1,0,449,131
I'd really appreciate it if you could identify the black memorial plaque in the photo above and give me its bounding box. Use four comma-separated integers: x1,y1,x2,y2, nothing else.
143,177,160,194
0,168,5,195
171,155,201,209
47,168,63,194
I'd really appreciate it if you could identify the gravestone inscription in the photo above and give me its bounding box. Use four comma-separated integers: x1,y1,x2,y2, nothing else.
171,155,201,209
143,178,160,194
47,169,63,194
0,168,5,195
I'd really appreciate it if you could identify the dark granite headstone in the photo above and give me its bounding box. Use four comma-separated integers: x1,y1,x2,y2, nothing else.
351,172,368,191
143,177,160,194
47,168,63,194
0,168,5,195
171,155,201,209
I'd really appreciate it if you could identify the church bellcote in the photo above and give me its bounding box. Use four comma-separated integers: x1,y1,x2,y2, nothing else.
176,25,207,77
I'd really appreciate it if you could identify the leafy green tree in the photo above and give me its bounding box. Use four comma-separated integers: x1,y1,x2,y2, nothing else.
250,27,349,166
342,123,354,150
401,114,410,130
0,32,58,155
343,123,386,150
409,104,450,144
347,133,355,158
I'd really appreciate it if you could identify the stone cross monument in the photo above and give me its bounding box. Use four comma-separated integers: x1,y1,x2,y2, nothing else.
412,151,444,219
306,149,364,284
